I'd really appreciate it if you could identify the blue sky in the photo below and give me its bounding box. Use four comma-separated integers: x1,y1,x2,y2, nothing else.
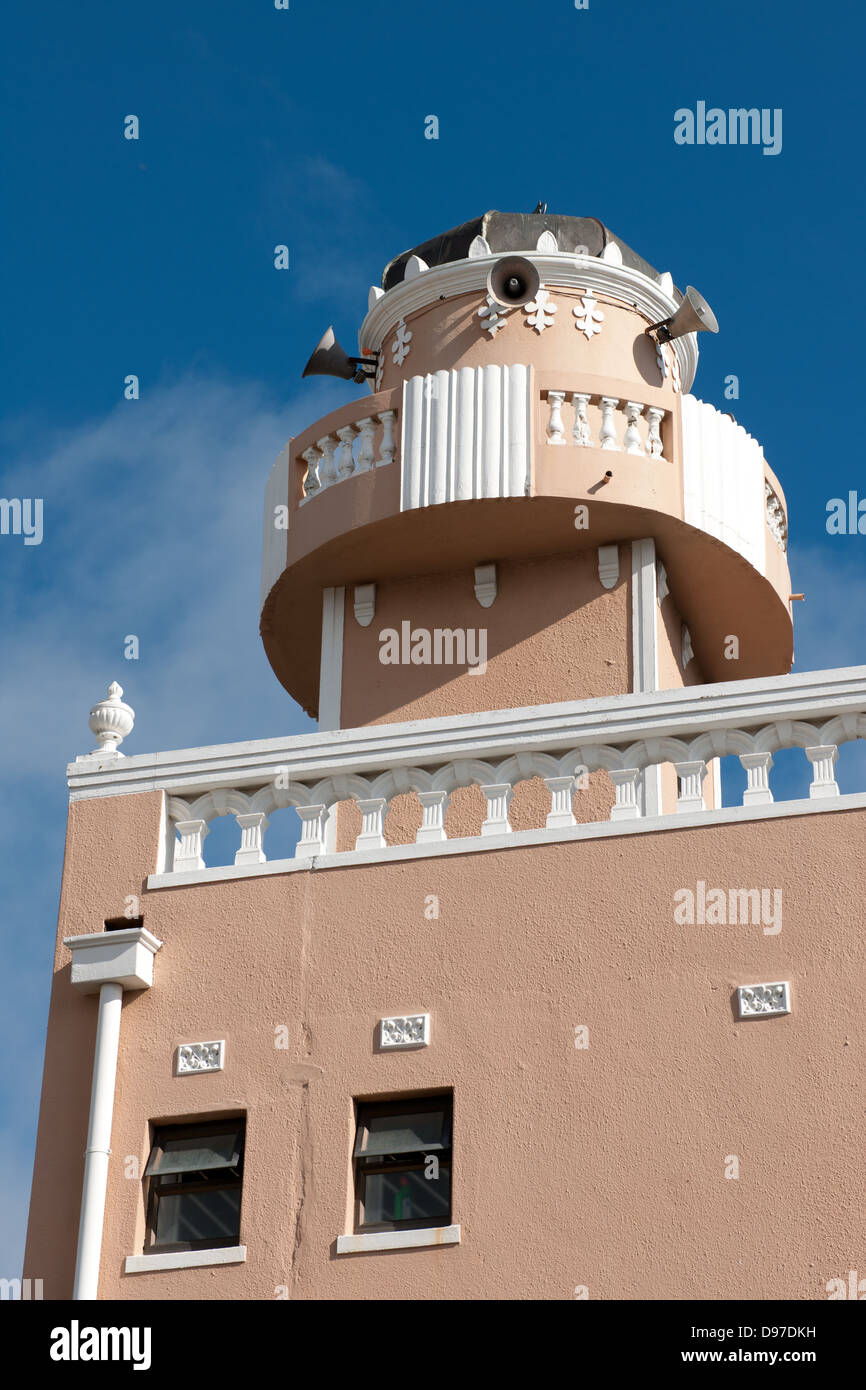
2,0,866,1274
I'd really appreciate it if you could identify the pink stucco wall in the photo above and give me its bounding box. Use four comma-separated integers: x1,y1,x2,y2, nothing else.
25,788,866,1300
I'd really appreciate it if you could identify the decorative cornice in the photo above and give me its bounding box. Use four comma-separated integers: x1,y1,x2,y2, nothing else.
68,665,866,802
359,252,697,390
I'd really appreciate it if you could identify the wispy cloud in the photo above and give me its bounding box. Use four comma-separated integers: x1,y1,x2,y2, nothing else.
0,372,347,1273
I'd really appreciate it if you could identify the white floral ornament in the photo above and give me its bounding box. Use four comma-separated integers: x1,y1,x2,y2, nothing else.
573,293,604,340
524,287,557,334
478,294,509,336
391,317,413,367
656,342,681,393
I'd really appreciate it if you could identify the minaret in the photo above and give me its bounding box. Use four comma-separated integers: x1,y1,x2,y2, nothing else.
261,209,792,819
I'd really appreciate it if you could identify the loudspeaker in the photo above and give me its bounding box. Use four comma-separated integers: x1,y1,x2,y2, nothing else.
486,256,541,308
302,327,359,381
649,286,719,343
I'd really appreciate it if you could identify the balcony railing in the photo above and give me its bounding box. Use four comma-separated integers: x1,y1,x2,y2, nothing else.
67,667,866,882
543,389,669,459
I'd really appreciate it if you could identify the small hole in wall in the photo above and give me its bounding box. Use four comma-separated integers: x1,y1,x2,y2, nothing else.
104,916,143,931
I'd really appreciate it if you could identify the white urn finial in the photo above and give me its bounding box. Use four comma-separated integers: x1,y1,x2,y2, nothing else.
88,681,135,757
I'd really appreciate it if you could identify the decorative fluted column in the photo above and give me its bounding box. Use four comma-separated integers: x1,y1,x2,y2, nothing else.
174,818,208,871
480,783,513,835
234,812,268,865
675,760,707,813
805,745,840,798
416,791,450,843
739,752,774,805
65,926,162,1300
544,776,576,828
609,768,641,820
295,804,327,858
355,797,387,850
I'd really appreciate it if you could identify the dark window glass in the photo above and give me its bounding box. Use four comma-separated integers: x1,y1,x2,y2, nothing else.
353,1097,452,1232
144,1120,245,1253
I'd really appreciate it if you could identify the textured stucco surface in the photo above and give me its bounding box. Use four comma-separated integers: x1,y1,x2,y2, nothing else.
25,789,866,1301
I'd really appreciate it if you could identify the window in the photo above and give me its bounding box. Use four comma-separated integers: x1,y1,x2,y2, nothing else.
144,1119,245,1253
352,1096,452,1232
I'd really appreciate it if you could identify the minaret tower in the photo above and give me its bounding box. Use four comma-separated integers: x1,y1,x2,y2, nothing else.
262,209,792,821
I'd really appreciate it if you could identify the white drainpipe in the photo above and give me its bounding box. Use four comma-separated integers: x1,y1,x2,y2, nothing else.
64,926,162,1301
74,982,124,1300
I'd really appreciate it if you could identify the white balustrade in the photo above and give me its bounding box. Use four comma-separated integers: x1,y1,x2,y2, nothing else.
599,396,620,451
301,446,321,498
544,775,576,829
624,402,645,455
805,745,839,798
544,391,667,459
174,819,208,871
235,812,268,866
300,408,399,498
572,392,591,447
416,790,450,843
739,752,774,805
609,768,641,821
480,783,513,836
646,406,664,458
355,797,388,850
675,760,706,813
85,668,864,879
547,391,567,445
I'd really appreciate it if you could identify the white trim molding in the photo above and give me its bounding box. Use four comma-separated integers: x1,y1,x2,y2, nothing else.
336,1225,460,1255
359,252,697,391
318,587,345,731
125,1246,247,1275
400,365,532,510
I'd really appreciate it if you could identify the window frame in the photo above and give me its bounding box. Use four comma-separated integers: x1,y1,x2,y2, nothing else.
352,1095,453,1234
143,1118,246,1255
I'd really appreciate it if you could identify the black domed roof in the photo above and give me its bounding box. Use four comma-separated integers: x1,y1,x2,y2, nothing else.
382,210,661,291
